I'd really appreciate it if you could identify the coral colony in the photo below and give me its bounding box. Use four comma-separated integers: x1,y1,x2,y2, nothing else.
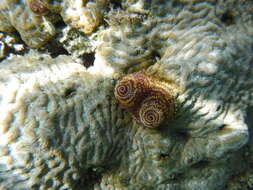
0,0,252,190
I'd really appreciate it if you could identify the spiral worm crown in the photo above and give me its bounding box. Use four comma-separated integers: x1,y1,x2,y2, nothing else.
139,96,168,128
114,78,137,108
114,71,176,128
29,0,49,15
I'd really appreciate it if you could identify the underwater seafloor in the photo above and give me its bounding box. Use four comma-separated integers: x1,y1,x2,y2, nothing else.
0,0,253,190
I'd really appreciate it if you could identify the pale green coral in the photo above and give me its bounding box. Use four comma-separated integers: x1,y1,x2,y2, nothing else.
0,0,253,190
58,25,100,58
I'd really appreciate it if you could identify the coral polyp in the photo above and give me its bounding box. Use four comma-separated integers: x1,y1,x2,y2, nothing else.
0,0,253,189
114,71,176,128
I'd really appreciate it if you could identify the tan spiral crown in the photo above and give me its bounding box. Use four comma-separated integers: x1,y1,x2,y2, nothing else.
29,0,49,15
114,71,176,128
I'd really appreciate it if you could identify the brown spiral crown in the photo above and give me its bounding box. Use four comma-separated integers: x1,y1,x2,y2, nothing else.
29,0,49,15
114,71,176,128
114,71,150,108
138,96,168,128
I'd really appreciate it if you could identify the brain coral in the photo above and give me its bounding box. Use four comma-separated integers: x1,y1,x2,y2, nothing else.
0,53,131,189
0,0,253,190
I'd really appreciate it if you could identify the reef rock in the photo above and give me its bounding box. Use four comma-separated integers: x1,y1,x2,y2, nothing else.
0,0,109,48
0,0,253,190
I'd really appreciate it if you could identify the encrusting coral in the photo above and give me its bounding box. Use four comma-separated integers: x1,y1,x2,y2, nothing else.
0,0,109,48
0,0,56,48
0,0,253,190
0,53,131,189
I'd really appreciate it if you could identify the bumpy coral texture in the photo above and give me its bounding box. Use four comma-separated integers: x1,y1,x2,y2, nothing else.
0,0,109,48
0,0,253,190
0,54,131,189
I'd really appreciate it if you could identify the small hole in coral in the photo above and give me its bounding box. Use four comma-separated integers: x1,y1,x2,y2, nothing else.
45,179,53,187
221,10,235,25
63,87,76,98
50,46,69,58
54,19,67,28
151,50,161,60
79,166,105,189
171,130,189,139
159,153,170,160
218,124,226,130
172,1,184,7
81,53,95,68
31,184,40,189
53,13,67,29
166,172,184,182
110,0,122,9
39,39,69,58
216,105,222,112
246,106,253,129
191,160,209,169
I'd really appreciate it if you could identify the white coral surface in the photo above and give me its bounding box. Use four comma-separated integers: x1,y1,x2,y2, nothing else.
0,0,253,190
